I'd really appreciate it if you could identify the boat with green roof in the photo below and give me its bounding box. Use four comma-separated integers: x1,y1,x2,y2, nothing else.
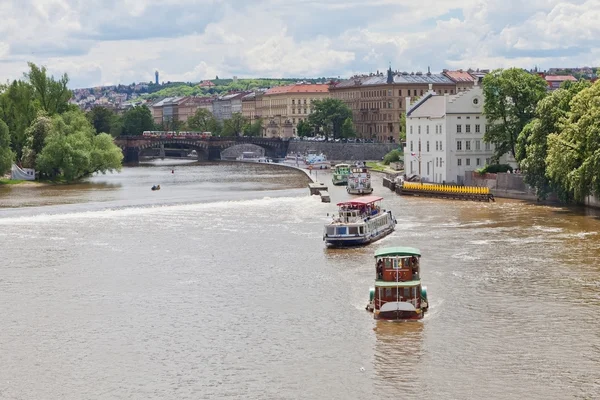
366,247,428,321
332,163,350,185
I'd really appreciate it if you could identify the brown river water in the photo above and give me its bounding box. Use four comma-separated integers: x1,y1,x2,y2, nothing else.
1,160,599,399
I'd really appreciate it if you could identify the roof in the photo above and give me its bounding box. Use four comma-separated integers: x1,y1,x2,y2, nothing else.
337,195,383,206
545,75,577,82
443,70,476,83
265,83,329,95
199,80,215,87
332,73,454,89
375,280,421,288
374,247,421,258
151,96,186,107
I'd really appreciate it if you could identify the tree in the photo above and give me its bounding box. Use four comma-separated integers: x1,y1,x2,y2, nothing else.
546,81,600,203
482,68,548,160
36,110,123,181
87,106,121,136
0,80,38,160
121,105,154,135
308,98,352,140
222,113,247,136
25,62,71,115
22,112,52,168
341,117,356,138
517,80,591,200
186,108,215,131
296,119,312,137
0,120,15,176
243,118,262,137
399,112,406,142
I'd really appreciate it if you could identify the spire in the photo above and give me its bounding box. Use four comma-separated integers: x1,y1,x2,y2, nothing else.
387,63,393,84
427,66,431,75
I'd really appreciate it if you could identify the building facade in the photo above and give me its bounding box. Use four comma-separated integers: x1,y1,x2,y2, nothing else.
151,96,216,126
329,68,457,142
405,85,497,184
213,92,250,121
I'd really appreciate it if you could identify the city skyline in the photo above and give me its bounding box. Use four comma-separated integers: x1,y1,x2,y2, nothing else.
1,0,598,88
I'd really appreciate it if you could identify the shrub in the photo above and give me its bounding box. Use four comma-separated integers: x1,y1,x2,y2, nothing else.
383,149,403,165
479,164,513,174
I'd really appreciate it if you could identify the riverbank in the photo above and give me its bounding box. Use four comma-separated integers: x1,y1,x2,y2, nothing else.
0,178,48,186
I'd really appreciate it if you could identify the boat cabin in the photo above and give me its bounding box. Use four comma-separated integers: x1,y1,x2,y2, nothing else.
335,195,383,222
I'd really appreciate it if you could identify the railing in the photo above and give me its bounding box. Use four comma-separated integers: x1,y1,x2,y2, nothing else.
402,181,490,195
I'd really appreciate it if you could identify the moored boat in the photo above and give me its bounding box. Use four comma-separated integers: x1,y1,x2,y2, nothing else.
366,247,428,321
323,195,396,247
347,166,373,194
332,163,350,185
305,151,330,169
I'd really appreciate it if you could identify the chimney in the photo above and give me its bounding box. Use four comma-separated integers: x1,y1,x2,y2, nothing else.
428,84,433,91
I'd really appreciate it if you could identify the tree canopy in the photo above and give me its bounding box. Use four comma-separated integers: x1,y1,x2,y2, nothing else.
222,113,247,136
25,62,72,115
308,98,352,140
0,120,15,176
482,68,548,160
296,119,312,137
121,105,155,135
341,117,356,138
243,118,263,137
186,108,214,131
87,106,122,136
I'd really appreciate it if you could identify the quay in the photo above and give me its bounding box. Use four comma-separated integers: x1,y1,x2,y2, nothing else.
385,180,495,202
308,182,330,202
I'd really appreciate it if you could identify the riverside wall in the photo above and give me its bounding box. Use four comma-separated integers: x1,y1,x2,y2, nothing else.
287,141,398,162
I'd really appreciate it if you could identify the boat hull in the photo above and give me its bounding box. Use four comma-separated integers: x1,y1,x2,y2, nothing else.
325,225,394,248
347,187,374,195
332,178,348,186
375,310,424,321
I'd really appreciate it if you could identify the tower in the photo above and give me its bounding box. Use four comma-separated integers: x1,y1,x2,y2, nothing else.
155,70,159,85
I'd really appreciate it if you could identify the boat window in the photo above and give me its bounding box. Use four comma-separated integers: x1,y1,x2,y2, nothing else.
326,227,335,235
385,288,392,297
348,226,358,235
359,226,364,234
337,227,348,235
404,288,411,298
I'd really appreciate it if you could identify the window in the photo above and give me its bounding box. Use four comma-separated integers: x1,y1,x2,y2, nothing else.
426,141,430,152
475,124,480,133
420,90,424,95
465,140,471,151
456,140,462,151
418,140,422,152
292,100,295,104
440,141,443,151
466,124,471,133
457,116,461,119
485,142,491,151
418,126,421,134
457,125,462,133
435,125,438,134
426,125,430,134
436,141,439,151
399,89,402,96
457,158,462,166
466,158,471,166
466,116,470,119
292,109,295,114
388,101,392,108
486,158,491,165
388,89,392,96
476,158,481,166
485,124,490,133
410,141,413,152
427,162,430,175
475,140,481,150
410,126,413,134
436,157,439,167
473,98,479,105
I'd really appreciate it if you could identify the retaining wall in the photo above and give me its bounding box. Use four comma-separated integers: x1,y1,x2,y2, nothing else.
287,141,398,162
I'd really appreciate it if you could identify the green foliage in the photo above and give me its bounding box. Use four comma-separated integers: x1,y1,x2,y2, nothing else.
341,117,356,138
222,113,247,136
243,118,262,137
122,105,155,135
308,98,352,140
478,164,513,174
482,68,548,160
22,112,52,168
87,106,121,136
383,149,403,165
186,108,214,131
296,119,313,137
399,112,406,141
517,81,591,200
0,80,38,160
36,110,122,181
546,81,600,202
25,62,72,115
0,120,15,175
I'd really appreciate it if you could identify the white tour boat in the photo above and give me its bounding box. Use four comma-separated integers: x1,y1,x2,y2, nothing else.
347,165,373,194
323,195,396,247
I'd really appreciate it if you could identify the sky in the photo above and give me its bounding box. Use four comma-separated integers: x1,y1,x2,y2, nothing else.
0,0,598,88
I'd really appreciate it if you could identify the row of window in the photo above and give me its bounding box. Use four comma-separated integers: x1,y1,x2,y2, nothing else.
291,99,314,105
456,124,484,133
335,88,457,100
456,140,492,151
457,158,491,167
291,108,309,115
409,140,443,152
360,113,394,122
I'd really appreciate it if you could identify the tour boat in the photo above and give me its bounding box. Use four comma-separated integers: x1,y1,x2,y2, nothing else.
366,247,428,321
323,195,396,247
332,163,351,185
347,166,373,195
305,151,330,169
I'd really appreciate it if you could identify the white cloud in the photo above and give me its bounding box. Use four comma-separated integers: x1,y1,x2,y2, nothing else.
0,0,598,88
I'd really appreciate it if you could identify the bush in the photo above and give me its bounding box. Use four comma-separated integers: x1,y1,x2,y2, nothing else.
383,149,403,165
479,164,513,174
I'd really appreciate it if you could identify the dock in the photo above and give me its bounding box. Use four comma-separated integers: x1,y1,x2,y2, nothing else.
308,182,330,202
394,181,495,202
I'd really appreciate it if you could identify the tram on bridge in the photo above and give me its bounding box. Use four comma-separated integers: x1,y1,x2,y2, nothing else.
142,131,213,139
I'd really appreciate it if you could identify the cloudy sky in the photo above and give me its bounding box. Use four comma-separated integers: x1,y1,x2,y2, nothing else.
1,0,598,88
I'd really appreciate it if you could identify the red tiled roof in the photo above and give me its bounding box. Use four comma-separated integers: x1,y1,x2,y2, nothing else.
443,70,476,83
265,84,329,95
545,75,577,82
199,80,215,87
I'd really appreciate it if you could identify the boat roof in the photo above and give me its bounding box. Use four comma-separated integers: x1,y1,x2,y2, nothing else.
375,280,421,288
374,247,421,258
337,195,383,206
334,163,350,167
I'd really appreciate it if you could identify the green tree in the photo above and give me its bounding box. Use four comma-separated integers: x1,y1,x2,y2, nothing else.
0,80,38,160
340,117,356,138
121,105,154,135
308,98,352,140
296,119,312,137
25,62,72,115
36,110,123,181
87,106,121,136
399,112,406,142
517,80,591,200
187,108,213,131
546,81,600,203
383,149,403,165
222,113,247,136
22,112,52,168
243,118,262,137
482,68,548,160
0,120,15,176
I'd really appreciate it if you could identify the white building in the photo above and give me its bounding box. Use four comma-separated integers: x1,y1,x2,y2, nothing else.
404,84,498,184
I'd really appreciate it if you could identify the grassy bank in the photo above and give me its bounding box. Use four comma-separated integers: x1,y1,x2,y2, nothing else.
0,178,25,185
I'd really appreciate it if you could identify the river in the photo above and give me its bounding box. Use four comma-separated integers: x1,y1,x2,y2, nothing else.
1,160,599,400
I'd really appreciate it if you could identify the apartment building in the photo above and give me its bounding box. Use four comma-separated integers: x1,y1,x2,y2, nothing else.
151,96,216,126
442,70,477,92
329,67,456,142
213,92,250,121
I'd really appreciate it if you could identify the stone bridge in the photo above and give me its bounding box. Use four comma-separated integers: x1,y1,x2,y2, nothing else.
114,136,290,163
